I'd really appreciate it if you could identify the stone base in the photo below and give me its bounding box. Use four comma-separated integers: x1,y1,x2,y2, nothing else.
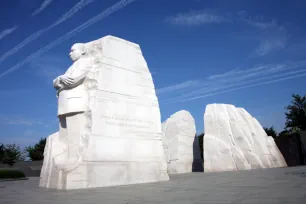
167,160,203,174
41,161,169,190
39,131,169,190
167,161,193,174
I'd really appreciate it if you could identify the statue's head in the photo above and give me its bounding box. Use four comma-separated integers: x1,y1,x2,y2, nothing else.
69,43,86,61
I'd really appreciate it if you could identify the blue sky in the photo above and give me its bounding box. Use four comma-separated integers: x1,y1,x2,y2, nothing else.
0,0,305,148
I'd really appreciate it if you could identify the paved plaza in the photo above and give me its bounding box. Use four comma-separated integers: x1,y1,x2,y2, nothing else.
1,166,306,204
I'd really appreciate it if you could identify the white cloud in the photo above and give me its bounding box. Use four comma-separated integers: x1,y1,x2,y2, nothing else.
243,18,278,30
237,13,288,57
0,26,18,41
0,0,136,79
254,38,286,56
32,0,54,16
166,10,228,26
167,9,287,57
236,11,279,30
0,0,97,65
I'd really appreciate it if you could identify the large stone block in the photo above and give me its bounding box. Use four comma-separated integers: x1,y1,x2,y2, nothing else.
203,104,287,172
162,110,203,174
39,35,169,189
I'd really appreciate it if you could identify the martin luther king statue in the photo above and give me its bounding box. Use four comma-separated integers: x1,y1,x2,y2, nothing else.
39,36,169,190
52,43,93,170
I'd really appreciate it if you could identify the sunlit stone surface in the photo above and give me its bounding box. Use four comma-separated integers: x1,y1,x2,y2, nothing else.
203,104,287,173
39,35,169,190
162,110,203,174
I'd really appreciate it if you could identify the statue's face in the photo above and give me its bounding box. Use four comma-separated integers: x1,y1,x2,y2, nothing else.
69,44,84,61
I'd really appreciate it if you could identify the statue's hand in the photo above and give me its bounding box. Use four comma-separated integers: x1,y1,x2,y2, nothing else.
59,75,74,85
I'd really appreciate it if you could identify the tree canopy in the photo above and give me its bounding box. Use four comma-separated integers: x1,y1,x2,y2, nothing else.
285,94,306,132
263,126,277,138
0,144,24,166
25,138,46,161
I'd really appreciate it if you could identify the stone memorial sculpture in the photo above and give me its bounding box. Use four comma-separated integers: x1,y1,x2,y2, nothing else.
162,110,203,174
39,35,169,190
203,104,287,173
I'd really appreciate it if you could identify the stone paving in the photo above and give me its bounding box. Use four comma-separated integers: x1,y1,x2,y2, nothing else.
1,166,306,204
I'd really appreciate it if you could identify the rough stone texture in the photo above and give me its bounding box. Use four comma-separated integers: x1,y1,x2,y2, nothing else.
161,110,203,174
39,132,66,188
40,35,169,190
1,166,306,204
203,104,287,173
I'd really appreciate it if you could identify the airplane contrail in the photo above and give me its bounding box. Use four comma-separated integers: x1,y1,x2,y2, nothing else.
32,0,54,16
165,71,306,104
53,0,97,26
179,68,306,99
0,0,97,65
0,26,18,41
0,0,137,79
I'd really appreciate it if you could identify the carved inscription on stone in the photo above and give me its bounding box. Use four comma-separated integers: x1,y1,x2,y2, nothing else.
40,35,169,190
101,115,153,129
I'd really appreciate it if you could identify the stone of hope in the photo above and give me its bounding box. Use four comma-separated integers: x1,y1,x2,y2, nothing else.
39,35,169,190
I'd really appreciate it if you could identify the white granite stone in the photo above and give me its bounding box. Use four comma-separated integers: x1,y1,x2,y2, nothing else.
162,110,203,174
40,35,169,190
266,136,287,167
203,104,287,172
39,132,67,188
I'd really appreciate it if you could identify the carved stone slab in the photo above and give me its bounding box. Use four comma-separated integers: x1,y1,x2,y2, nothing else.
203,104,287,172
40,36,169,189
162,110,203,174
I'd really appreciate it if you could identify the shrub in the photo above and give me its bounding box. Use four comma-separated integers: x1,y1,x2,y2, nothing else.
0,169,26,179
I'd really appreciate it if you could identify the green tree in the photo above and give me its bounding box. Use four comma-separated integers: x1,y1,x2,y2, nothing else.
2,144,24,166
0,144,4,162
279,129,289,136
25,138,46,161
285,94,306,132
263,126,277,138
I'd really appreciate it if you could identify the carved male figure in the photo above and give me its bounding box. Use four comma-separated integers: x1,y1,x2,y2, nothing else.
53,43,93,170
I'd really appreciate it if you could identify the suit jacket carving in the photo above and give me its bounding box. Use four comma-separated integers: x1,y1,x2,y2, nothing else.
53,57,93,116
